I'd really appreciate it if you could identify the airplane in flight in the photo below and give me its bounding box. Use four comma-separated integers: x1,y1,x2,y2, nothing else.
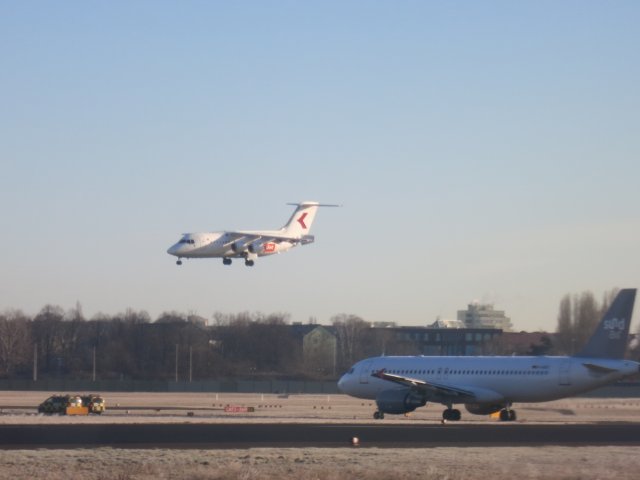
167,201,338,266
338,288,638,422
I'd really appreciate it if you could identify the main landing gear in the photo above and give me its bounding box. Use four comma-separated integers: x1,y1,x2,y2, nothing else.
499,408,517,421
442,408,461,421
220,257,254,266
370,407,516,422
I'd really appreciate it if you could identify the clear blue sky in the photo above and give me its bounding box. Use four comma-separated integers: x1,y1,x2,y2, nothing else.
1,1,639,331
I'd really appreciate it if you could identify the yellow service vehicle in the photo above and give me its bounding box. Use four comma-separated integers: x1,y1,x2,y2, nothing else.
81,395,106,414
65,395,89,415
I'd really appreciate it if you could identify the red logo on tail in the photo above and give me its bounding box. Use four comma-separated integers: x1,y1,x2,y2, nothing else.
297,212,308,229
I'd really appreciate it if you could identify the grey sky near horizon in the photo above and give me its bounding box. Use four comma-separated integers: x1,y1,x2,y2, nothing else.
1,1,639,332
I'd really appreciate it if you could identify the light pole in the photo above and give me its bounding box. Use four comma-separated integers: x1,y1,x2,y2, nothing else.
175,344,179,382
33,344,37,382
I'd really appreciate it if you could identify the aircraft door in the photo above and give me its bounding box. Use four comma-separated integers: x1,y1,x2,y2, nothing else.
559,359,572,386
359,360,374,384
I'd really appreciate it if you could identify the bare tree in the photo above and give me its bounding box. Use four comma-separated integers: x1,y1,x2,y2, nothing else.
555,289,620,355
630,320,640,360
32,305,65,376
0,310,31,377
331,314,371,370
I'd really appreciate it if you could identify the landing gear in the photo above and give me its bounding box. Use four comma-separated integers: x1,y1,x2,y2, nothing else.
245,259,255,267
442,408,461,421
222,258,232,266
176,259,182,266
373,411,385,420
499,408,517,422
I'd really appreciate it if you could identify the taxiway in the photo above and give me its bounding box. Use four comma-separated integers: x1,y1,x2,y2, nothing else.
2,422,640,449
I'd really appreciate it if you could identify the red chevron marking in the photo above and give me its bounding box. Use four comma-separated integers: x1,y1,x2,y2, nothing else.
297,212,308,229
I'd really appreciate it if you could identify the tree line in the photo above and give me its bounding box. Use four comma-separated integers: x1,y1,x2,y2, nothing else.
1,290,638,381
554,288,626,355
0,306,416,381
0,306,310,381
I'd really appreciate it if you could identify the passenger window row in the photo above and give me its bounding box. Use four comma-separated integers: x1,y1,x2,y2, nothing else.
387,369,549,376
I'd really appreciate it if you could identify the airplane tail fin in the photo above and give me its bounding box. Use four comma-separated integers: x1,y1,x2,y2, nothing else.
575,288,636,359
281,202,339,238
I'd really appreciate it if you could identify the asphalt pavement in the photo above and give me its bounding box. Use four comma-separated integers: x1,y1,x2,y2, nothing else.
2,422,640,449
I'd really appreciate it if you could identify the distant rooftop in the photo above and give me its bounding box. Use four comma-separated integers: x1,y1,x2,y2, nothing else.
428,318,466,329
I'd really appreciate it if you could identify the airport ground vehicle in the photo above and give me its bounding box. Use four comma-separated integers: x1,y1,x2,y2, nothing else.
81,395,105,414
38,394,106,415
38,395,71,414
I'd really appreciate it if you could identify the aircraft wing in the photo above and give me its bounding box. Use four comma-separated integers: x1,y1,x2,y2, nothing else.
582,362,619,374
228,231,313,244
372,370,476,400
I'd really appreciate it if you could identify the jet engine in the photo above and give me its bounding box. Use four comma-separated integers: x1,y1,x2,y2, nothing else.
248,241,265,254
231,240,249,253
464,403,503,416
376,389,426,415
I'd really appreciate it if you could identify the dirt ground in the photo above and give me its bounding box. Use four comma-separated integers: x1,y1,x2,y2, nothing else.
1,446,640,480
1,392,640,479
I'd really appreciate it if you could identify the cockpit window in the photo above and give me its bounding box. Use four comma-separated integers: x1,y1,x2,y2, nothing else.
179,239,195,245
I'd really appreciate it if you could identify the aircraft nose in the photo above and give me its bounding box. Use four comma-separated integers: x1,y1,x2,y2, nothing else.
337,374,348,393
167,244,180,256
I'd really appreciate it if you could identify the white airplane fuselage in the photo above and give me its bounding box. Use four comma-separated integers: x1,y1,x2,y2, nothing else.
338,289,637,421
167,201,334,266
167,231,296,259
338,355,639,404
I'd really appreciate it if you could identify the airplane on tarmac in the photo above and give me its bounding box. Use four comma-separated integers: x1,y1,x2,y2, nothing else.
338,289,638,422
167,201,338,267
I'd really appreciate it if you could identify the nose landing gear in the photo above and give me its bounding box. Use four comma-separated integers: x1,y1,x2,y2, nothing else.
176,259,182,266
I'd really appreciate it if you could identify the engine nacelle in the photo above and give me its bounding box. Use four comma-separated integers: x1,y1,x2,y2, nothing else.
376,389,426,415
231,240,249,253
464,403,503,416
248,241,264,254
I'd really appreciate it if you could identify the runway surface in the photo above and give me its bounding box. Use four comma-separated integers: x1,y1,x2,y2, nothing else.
2,422,640,449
